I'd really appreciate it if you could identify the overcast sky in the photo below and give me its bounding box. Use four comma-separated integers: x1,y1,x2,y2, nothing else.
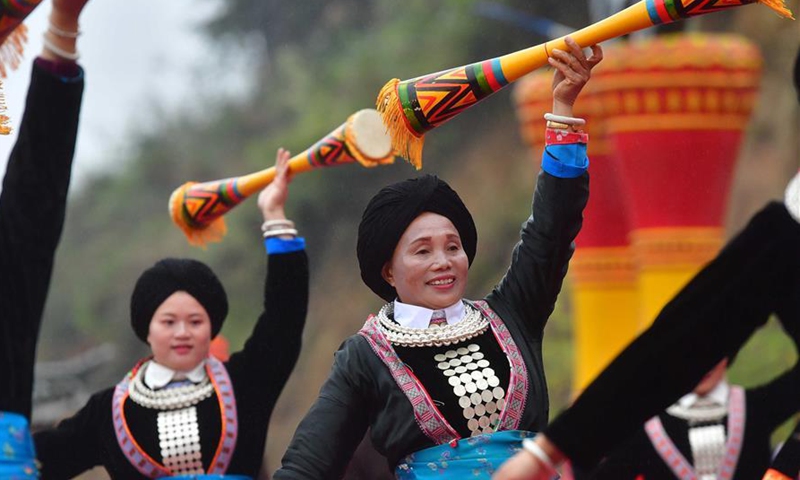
0,0,253,189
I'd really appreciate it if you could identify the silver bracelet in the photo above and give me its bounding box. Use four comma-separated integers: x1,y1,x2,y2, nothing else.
48,22,81,38
42,34,80,61
261,219,295,232
544,112,586,127
522,438,558,472
262,228,298,239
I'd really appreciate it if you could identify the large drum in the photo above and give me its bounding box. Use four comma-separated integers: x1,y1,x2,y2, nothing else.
599,33,763,324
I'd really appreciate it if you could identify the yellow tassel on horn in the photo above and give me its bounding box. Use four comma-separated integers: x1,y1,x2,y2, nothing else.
376,78,425,170
168,182,228,248
758,0,794,19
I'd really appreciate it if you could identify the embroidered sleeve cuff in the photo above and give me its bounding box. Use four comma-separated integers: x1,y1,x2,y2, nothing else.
541,141,589,178
34,57,83,83
545,128,588,146
265,237,306,255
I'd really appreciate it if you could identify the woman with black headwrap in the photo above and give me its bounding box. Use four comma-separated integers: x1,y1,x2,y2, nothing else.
32,149,309,479
273,37,602,480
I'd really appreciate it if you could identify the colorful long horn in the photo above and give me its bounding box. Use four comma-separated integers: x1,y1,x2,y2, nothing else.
377,0,793,168
0,0,44,134
169,108,395,247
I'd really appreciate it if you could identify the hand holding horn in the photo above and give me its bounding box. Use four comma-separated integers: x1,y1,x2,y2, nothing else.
377,0,793,168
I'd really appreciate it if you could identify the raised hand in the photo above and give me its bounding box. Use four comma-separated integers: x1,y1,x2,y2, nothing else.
257,148,293,221
548,36,603,116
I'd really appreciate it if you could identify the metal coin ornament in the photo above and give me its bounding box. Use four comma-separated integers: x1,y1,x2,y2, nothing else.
436,343,506,436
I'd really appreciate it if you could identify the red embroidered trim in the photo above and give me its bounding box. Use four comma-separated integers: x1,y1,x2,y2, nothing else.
644,386,746,480
473,301,529,432
358,316,460,445
207,356,238,474
544,128,588,146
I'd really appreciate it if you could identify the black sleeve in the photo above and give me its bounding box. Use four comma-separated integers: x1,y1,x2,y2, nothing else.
0,63,84,418
33,389,107,479
486,170,588,337
544,202,800,470
770,422,800,478
225,249,309,405
274,336,373,480
746,363,800,433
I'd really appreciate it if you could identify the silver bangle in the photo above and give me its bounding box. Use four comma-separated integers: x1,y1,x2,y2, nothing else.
261,219,295,232
48,22,81,38
544,112,586,127
262,228,298,239
42,34,79,61
522,438,557,471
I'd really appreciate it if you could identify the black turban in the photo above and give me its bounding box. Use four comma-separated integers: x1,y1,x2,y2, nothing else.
130,258,228,343
357,175,477,301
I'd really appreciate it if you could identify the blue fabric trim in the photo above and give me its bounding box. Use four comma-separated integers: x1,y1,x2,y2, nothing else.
264,237,306,255
541,143,589,178
396,430,538,479
59,67,85,84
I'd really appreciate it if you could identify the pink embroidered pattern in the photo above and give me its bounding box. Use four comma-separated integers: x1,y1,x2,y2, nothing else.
111,356,239,477
357,301,530,443
644,386,746,480
207,356,239,474
359,316,460,445
473,301,529,431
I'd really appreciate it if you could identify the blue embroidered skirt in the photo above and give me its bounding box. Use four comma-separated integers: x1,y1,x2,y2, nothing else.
0,411,38,479
395,430,536,479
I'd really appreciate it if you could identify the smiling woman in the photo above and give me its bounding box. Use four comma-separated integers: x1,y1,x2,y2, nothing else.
273,37,602,480
31,149,310,479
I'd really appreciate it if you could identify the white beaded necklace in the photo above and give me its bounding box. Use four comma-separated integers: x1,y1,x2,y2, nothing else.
128,362,214,411
666,401,728,424
377,302,489,347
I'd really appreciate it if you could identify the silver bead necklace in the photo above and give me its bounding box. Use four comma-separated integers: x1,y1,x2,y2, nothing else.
376,302,489,347
128,363,214,411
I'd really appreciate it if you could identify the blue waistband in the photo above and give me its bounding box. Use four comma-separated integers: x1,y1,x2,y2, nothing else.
395,430,536,479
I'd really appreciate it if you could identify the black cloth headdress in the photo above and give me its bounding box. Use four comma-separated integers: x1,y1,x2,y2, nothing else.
130,258,228,343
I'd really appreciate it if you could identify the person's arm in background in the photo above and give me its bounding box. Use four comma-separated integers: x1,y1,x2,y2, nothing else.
0,0,88,420
225,148,309,406
487,37,601,338
493,199,800,480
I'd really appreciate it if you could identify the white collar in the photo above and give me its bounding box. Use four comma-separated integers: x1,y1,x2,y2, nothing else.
393,300,466,330
144,359,208,390
677,379,730,409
